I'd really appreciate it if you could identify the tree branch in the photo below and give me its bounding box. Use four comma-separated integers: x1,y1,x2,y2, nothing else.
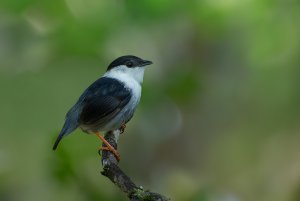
99,130,170,201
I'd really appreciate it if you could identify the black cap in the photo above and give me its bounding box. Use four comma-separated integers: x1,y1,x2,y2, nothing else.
107,55,153,71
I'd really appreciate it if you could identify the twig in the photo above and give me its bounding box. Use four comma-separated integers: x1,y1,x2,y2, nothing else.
99,130,170,201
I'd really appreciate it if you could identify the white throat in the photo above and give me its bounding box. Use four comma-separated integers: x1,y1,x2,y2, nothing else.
103,65,146,85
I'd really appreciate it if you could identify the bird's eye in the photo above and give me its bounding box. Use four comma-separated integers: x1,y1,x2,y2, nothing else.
126,62,133,67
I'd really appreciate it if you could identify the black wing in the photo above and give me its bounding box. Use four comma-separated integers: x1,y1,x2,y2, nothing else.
78,77,131,129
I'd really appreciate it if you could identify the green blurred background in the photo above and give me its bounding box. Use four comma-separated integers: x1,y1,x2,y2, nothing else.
1,0,300,201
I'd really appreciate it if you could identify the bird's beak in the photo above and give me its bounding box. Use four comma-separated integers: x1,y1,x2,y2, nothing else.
140,60,153,66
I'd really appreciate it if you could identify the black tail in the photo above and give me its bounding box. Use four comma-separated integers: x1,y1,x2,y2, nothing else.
52,125,69,150
52,134,63,150
53,105,80,150
52,119,78,150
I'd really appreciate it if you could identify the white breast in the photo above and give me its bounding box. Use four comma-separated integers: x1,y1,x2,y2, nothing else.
101,65,145,130
103,65,145,99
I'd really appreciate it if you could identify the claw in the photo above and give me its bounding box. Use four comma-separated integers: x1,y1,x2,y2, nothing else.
120,124,126,134
95,132,121,161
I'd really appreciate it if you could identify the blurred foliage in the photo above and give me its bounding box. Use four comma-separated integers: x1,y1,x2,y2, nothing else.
0,0,300,201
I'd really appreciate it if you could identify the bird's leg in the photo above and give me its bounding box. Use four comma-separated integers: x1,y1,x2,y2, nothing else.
119,123,126,134
95,132,120,161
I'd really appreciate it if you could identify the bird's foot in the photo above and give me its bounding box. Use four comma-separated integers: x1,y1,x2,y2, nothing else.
95,132,120,162
98,146,121,161
119,124,126,134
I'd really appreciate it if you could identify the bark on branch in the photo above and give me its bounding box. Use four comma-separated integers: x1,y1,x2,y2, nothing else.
99,130,170,201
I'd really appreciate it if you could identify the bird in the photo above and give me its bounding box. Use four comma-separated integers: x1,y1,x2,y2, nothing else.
52,55,153,161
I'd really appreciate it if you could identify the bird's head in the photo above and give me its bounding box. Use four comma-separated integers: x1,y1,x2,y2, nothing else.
106,55,153,84
107,55,153,71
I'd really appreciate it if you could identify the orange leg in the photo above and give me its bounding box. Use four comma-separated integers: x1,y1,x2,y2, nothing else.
95,131,120,161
